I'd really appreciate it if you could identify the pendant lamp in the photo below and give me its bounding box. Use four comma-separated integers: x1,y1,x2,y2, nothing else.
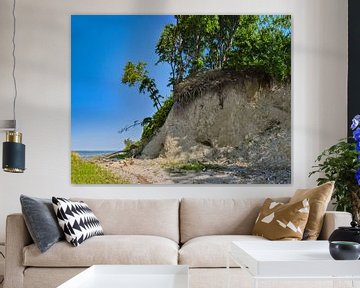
1,0,26,173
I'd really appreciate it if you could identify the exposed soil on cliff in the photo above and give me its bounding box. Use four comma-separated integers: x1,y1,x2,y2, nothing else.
140,71,291,184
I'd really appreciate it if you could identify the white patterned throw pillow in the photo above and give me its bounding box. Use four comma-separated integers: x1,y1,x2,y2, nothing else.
52,197,104,246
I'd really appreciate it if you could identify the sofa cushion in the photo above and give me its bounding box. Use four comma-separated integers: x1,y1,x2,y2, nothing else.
23,235,178,267
20,195,64,253
252,198,310,240
72,199,179,243
52,197,104,247
179,235,267,268
290,181,334,240
180,198,289,243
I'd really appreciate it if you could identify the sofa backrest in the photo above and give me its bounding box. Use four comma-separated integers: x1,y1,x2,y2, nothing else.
180,198,289,243
73,198,180,243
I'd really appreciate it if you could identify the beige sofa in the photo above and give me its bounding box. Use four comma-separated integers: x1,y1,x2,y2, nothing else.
4,198,352,288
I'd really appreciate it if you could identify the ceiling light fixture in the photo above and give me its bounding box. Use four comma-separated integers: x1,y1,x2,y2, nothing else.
1,0,25,173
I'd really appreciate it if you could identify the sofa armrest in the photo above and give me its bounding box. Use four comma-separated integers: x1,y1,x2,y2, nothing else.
318,211,352,240
4,213,32,288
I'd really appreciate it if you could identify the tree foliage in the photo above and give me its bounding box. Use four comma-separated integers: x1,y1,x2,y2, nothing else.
121,61,163,110
156,15,291,84
156,16,219,85
141,96,174,143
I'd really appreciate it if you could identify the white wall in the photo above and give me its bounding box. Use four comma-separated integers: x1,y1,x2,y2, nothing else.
0,0,348,242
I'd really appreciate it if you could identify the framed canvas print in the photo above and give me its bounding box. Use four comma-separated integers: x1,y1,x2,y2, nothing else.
71,15,291,184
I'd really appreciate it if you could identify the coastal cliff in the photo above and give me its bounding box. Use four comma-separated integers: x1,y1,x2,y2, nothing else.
141,70,291,173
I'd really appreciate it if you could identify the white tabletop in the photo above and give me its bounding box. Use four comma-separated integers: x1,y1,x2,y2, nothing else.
58,265,189,288
231,241,360,278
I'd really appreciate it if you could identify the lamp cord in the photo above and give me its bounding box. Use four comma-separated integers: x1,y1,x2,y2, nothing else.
12,0,17,129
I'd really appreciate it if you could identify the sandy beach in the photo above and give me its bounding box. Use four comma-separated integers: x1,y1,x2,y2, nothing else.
91,157,291,184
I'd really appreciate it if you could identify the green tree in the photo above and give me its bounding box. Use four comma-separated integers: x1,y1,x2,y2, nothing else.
123,138,135,149
206,15,243,69
121,61,163,110
156,24,179,85
225,15,291,80
156,15,291,84
156,16,218,85
123,138,141,152
141,96,174,143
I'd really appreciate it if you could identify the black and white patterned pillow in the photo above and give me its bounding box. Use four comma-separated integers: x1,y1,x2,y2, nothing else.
52,197,104,247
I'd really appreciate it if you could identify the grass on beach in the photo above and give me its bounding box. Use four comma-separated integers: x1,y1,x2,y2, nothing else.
71,152,129,184
163,160,222,172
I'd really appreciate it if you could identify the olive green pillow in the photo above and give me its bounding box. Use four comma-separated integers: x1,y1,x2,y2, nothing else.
252,198,310,240
290,181,334,240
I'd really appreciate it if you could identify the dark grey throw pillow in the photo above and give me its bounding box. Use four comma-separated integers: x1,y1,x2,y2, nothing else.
20,195,64,253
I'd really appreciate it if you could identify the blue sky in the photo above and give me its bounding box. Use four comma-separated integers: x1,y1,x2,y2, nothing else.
71,15,175,151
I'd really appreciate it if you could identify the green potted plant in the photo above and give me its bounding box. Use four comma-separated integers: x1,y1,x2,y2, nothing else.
309,115,360,222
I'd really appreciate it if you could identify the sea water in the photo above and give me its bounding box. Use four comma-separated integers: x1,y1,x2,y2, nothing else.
74,151,115,159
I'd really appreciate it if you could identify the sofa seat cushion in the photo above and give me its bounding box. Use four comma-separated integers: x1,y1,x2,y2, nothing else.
23,235,179,267
179,235,267,268
180,198,289,243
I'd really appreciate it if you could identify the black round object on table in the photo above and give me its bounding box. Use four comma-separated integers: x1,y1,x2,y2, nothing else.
329,221,360,244
329,241,360,260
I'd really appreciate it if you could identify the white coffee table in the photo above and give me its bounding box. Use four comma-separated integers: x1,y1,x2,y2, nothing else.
228,241,360,288
58,265,189,288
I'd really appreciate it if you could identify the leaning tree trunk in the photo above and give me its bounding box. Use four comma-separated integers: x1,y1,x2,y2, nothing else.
351,188,360,223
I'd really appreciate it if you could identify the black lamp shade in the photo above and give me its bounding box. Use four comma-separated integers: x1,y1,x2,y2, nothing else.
2,141,25,173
